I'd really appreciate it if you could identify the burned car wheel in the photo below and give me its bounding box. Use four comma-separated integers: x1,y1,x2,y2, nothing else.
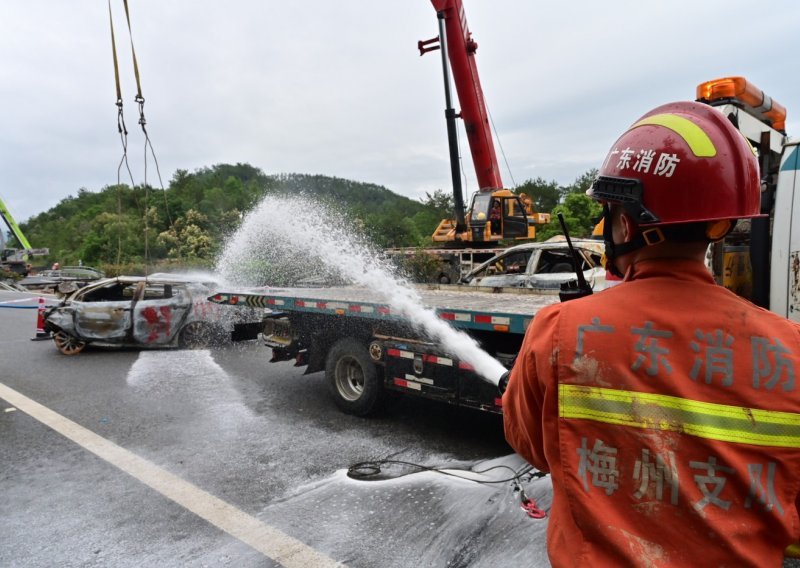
178,322,226,349
53,330,87,356
325,338,384,416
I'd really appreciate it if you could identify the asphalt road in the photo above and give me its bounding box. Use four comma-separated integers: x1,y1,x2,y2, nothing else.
4,290,798,568
0,291,551,567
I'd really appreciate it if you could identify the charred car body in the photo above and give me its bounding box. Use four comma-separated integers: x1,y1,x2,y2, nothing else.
459,239,608,291
43,275,263,355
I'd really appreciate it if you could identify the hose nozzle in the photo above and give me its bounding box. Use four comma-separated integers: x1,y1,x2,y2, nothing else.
498,370,511,395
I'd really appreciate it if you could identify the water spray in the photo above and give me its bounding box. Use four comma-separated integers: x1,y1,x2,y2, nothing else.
216,194,507,386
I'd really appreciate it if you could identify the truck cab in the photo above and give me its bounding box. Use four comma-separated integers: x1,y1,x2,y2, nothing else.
468,191,529,241
697,77,799,321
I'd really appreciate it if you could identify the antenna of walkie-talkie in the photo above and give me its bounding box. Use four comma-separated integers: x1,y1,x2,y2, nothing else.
557,213,593,302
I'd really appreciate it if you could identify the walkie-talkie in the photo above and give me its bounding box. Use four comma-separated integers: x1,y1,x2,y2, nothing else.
557,213,593,302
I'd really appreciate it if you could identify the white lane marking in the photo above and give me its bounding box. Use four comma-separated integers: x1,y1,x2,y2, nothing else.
0,382,344,568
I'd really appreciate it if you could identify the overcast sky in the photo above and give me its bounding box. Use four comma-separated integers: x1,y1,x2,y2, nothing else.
1,1,799,223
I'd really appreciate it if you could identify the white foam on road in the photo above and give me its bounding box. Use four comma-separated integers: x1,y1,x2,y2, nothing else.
126,349,227,390
126,349,259,437
0,381,345,568
261,454,553,567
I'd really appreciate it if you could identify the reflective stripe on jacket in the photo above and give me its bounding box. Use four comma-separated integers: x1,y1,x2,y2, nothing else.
503,258,800,567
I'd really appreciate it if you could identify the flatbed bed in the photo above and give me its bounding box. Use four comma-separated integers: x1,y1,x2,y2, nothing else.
208,284,558,415
209,284,559,335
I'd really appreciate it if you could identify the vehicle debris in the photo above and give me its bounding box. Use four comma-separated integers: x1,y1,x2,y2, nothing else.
459,239,607,290
43,274,264,355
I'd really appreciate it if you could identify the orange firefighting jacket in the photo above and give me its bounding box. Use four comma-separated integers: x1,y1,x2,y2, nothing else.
503,258,800,567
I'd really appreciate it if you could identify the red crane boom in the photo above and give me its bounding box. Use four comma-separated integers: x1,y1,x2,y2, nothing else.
421,0,548,244
428,0,502,191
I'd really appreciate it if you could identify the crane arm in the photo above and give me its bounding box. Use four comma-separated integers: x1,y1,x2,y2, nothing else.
429,0,502,191
0,197,32,250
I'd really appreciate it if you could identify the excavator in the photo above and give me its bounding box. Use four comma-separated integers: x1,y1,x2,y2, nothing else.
0,196,48,276
421,0,550,245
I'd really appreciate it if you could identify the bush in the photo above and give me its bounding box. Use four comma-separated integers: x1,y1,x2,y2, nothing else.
393,249,448,283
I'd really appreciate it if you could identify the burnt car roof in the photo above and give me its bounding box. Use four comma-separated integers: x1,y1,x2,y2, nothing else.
100,274,220,285
492,238,604,254
464,240,604,276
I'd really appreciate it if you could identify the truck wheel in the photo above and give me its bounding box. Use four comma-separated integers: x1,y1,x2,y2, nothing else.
53,330,86,356
326,338,383,416
179,322,226,349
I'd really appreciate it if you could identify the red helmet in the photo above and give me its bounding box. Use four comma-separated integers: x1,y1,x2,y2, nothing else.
587,101,760,225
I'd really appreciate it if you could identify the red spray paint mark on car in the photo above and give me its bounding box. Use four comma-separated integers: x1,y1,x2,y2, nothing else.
141,306,172,342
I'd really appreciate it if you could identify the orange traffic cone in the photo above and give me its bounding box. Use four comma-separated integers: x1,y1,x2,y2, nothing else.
31,296,50,341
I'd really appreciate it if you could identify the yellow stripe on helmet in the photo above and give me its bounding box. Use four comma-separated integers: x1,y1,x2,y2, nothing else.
786,542,800,558
559,384,800,448
632,114,717,158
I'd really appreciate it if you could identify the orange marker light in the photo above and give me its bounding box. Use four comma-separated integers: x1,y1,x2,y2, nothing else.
697,76,786,131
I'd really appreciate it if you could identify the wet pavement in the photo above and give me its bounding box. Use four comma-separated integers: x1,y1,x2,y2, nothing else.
4,289,799,567
0,290,549,567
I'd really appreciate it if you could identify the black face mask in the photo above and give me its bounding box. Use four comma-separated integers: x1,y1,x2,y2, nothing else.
602,204,665,279
602,205,625,279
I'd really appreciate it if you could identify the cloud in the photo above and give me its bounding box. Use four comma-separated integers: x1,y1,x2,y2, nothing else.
0,1,798,222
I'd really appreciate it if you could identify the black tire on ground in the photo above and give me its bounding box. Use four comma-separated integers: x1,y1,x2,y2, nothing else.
178,322,227,349
438,274,452,284
325,337,384,416
53,330,87,356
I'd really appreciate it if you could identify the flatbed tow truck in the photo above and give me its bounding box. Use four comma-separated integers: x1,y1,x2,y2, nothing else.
209,285,558,415
209,73,799,423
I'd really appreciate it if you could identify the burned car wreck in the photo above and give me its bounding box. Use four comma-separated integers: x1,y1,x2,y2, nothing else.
43,275,263,355
459,239,608,291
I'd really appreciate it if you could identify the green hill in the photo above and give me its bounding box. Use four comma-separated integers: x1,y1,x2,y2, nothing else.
15,163,599,276
19,164,439,273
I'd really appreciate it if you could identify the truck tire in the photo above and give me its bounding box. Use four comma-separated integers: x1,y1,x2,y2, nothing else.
53,330,87,356
325,337,383,416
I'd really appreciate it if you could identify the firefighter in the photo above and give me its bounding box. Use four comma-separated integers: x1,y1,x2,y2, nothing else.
503,101,800,567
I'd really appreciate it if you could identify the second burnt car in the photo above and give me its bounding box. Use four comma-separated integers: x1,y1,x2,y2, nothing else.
459,238,608,291
20,265,105,295
43,274,264,355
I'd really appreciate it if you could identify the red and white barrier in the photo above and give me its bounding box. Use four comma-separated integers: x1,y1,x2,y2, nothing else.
31,296,50,341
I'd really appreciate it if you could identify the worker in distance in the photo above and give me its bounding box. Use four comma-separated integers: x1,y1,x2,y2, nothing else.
502,100,800,567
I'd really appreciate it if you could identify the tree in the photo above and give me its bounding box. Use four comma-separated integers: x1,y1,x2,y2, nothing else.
536,192,602,241
364,213,421,248
78,211,143,264
157,209,213,261
561,168,598,196
392,249,444,283
419,189,454,217
21,161,605,273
